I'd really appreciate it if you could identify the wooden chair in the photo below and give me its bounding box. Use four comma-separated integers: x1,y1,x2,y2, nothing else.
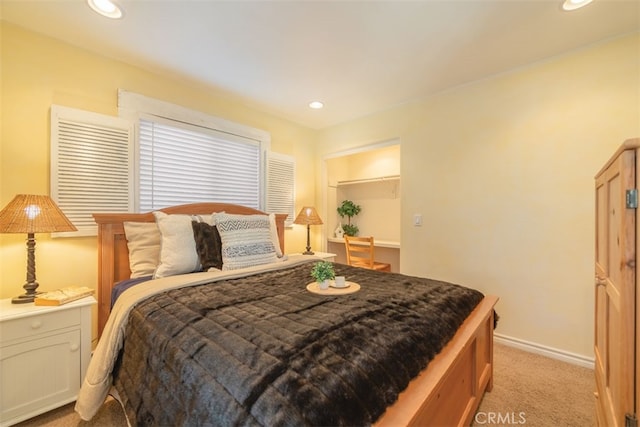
344,236,391,272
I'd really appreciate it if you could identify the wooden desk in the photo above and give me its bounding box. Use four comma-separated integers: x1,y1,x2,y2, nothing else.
327,237,400,248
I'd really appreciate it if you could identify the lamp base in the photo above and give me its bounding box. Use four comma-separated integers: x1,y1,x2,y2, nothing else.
11,279,40,304
11,293,39,304
302,250,315,255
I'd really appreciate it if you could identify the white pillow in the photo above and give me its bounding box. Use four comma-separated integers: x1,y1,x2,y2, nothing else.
269,213,283,257
214,212,278,270
153,211,213,279
123,222,161,278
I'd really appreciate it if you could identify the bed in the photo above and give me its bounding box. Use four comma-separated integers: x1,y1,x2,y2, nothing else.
76,202,498,426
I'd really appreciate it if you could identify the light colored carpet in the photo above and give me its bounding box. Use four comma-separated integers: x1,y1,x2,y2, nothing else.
472,343,595,427
16,343,594,426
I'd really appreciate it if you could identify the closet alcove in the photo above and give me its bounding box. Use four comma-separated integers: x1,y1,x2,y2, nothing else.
324,143,401,271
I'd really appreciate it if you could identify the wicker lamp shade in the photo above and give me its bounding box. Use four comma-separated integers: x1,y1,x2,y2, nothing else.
293,206,323,255
293,206,323,226
0,194,77,303
0,194,77,234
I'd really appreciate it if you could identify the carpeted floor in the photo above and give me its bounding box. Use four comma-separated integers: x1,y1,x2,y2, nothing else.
15,343,594,426
471,343,595,427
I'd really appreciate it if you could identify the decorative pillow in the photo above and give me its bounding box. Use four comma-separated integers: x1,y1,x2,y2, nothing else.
123,222,161,278
153,211,213,279
192,221,223,271
269,213,283,257
213,212,278,270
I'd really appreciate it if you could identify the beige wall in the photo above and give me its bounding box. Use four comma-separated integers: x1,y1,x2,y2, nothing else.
2,21,639,360
317,33,640,359
0,23,318,317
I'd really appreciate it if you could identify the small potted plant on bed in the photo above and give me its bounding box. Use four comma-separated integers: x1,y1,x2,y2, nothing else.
310,261,335,290
337,200,361,236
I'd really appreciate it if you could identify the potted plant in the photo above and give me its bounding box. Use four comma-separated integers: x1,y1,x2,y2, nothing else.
337,200,361,236
310,261,335,289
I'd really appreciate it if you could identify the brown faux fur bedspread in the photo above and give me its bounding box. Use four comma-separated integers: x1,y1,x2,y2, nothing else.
112,262,484,426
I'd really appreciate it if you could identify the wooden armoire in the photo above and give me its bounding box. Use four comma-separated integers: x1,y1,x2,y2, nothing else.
595,137,640,427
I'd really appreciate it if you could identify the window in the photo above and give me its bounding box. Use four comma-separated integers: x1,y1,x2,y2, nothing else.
266,152,296,227
138,116,262,211
51,92,295,236
50,105,134,236
118,90,272,213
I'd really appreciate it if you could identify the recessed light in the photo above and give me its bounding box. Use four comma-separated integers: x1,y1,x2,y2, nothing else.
87,0,124,19
309,101,324,109
562,0,593,11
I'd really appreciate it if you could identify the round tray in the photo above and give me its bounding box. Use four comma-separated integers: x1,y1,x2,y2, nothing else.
306,281,360,295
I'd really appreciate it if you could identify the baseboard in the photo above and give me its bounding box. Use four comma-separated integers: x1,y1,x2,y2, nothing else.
495,333,595,369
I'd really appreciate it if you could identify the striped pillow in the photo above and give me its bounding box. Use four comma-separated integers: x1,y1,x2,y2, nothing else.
214,212,278,270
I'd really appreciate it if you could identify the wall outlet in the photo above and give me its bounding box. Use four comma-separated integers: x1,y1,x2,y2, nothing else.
413,214,423,226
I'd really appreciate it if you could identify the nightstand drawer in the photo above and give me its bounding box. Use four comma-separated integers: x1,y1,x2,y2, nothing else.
0,308,79,343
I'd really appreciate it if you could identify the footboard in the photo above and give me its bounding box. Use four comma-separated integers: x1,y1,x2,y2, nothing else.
376,295,498,427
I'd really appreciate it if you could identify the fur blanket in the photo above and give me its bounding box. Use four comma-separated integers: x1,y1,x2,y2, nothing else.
112,262,484,426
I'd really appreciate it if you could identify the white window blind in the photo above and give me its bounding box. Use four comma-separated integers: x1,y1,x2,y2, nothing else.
266,152,295,227
138,118,261,211
51,105,134,236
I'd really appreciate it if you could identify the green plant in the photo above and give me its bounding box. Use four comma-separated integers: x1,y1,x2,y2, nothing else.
310,261,335,283
342,223,359,236
337,200,361,236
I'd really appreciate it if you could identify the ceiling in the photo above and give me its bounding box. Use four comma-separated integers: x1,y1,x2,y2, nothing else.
1,0,639,129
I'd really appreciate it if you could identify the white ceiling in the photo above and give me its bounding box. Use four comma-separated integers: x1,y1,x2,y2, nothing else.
1,0,639,129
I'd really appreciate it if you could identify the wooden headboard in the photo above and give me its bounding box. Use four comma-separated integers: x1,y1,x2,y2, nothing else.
93,203,287,337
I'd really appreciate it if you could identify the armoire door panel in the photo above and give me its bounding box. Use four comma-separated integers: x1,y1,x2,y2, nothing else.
594,148,636,427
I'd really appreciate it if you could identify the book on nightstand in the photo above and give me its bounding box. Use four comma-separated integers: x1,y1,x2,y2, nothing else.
34,287,95,306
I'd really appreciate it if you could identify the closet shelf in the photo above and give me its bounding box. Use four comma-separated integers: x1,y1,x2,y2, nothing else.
335,175,400,187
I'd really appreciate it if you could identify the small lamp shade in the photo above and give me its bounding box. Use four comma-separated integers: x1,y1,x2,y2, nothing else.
0,194,77,303
293,206,323,226
0,194,77,234
293,206,323,255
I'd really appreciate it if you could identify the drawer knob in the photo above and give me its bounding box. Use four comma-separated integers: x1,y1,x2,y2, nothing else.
31,320,43,329
70,343,79,352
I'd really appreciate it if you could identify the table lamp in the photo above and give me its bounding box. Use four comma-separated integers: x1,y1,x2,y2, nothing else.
293,206,323,255
0,194,77,303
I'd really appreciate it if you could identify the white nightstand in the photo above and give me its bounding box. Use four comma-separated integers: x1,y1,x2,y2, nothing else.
0,296,96,426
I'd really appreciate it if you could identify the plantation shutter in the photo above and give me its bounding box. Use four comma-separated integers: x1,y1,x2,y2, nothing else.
266,152,295,227
51,105,134,236
138,117,261,211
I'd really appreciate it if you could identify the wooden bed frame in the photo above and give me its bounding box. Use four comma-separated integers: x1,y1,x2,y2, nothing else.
92,202,498,427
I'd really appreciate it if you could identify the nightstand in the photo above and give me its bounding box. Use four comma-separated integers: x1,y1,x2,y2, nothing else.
0,296,96,426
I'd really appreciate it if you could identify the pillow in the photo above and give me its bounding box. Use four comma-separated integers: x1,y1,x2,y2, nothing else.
214,212,278,270
269,213,283,258
153,211,213,279
192,221,223,271
123,222,161,278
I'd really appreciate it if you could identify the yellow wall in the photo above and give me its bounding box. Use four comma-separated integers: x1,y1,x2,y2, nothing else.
317,33,640,358
0,23,319,320
2,21,639,360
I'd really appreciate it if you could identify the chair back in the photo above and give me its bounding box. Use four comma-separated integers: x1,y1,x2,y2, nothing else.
344,235,376,269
